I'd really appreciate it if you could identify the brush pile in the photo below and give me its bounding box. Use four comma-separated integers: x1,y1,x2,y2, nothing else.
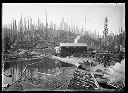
67,69,98,90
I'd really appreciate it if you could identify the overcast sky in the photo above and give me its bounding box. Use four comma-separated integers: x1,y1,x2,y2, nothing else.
2,3,125,35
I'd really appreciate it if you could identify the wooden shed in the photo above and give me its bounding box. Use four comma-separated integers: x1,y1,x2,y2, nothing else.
59,43,88,57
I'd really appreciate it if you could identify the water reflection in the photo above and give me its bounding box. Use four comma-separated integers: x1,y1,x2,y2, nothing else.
3,57,57,85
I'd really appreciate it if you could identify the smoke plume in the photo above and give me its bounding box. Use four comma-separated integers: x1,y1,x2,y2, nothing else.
74,36,81,43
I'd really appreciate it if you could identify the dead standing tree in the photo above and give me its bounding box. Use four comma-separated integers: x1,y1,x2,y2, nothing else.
45,8,48,41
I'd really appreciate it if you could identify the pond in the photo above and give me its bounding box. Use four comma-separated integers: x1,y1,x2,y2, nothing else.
2,56,60,86
2,55,75,86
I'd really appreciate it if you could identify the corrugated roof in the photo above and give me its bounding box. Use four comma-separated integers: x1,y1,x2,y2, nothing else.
60,43,88,47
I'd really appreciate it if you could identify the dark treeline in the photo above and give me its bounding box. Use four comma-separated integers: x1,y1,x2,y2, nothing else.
2,16,78,55
2,16,125,56
79,30,125,52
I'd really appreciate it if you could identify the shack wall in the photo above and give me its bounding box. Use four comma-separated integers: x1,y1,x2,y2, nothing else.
60,46,87,57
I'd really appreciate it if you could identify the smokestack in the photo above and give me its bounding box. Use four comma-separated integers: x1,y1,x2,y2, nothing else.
74,36,81,43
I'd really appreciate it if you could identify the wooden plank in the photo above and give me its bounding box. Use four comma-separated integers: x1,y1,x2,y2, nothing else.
90,72,100,89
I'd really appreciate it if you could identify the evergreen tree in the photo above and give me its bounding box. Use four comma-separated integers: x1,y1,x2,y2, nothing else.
103,16,108,38
103,16,109,49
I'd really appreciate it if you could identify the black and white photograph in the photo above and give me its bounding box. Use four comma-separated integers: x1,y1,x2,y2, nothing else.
2,3,125,91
